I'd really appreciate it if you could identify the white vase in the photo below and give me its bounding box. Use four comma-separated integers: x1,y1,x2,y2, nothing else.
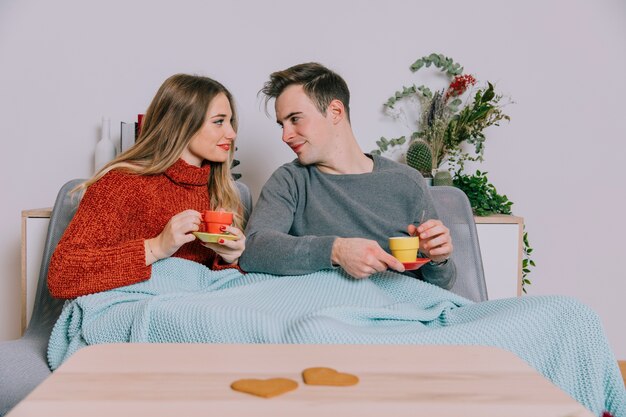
94,117,116,173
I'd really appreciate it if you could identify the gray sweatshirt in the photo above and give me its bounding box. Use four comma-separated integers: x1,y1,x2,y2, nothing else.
240,154,456,289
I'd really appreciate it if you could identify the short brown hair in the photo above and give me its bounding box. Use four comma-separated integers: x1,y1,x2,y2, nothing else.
261,62,351,121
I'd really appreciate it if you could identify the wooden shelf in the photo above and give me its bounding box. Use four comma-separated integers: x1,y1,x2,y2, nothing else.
22,208,52,218
474,214,524,224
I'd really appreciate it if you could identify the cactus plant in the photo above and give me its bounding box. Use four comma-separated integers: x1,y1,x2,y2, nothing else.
405,140,432,177
433,169,453,186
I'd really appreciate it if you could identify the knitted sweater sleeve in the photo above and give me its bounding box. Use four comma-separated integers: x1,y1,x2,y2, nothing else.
239,167,336,275
48,174,151,299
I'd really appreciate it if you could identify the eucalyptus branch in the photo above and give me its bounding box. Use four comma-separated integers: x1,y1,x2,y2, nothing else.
410,53,464,76
385,85,417,109
384,84,434,109
371,136,407,155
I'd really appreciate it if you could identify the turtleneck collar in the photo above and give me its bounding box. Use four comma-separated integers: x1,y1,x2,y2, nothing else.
164,158,211,186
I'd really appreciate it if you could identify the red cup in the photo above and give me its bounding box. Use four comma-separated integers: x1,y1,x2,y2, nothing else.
202,210,233,234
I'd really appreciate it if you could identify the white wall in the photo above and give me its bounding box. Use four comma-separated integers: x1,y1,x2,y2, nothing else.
1,0,625,357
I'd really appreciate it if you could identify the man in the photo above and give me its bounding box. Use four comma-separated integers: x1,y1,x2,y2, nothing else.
240,62,455,289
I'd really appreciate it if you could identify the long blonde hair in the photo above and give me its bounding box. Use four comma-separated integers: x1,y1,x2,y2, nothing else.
77,74,244,229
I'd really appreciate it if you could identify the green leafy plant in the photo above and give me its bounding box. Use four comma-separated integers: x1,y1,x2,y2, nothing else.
453,170,535,293
452,170,512,216
372,53,510,177
522,227,535,293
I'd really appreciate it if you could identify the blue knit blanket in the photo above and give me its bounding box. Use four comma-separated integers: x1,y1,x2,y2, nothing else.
48,258,625,416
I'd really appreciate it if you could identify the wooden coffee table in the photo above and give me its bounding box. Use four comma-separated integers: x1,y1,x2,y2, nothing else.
8,343,593,417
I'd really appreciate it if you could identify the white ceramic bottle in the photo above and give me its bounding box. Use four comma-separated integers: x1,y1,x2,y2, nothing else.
94,117,116,173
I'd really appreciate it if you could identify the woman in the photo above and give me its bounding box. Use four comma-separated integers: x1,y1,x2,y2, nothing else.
48,74,246,299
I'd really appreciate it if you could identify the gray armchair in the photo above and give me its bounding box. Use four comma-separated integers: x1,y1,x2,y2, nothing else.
430,186,488,302
0,181,485,415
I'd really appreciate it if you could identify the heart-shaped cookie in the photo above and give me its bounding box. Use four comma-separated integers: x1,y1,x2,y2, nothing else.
230,377,298,398
302,367,359,386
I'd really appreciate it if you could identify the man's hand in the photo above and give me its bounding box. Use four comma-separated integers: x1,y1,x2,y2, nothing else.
331,237,405,279
408,220,453,263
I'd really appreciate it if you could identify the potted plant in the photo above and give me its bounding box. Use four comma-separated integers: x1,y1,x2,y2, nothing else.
373,53,535,292
372,53,510,184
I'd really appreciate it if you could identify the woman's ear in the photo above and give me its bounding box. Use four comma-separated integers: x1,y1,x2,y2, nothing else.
327,99,346,124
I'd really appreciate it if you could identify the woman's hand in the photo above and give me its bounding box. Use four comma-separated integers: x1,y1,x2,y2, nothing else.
201,225,246,264
147,210,202,263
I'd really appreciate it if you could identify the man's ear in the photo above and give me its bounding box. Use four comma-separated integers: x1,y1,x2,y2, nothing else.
327,99,346,124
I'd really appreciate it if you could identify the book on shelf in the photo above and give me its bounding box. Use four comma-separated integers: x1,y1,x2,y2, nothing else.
120,121,136,153
119,114,145,154
137,114,144,136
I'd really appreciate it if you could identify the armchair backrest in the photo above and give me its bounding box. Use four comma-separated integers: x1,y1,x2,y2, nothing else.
237,180,253,225
430,186,488,302
24,178,253,339
25,179,83,338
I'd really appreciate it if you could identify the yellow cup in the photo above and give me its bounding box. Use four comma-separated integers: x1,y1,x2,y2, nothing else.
388,236,419,262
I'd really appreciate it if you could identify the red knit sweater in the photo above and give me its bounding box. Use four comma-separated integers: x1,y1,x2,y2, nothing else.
48,159,239,299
